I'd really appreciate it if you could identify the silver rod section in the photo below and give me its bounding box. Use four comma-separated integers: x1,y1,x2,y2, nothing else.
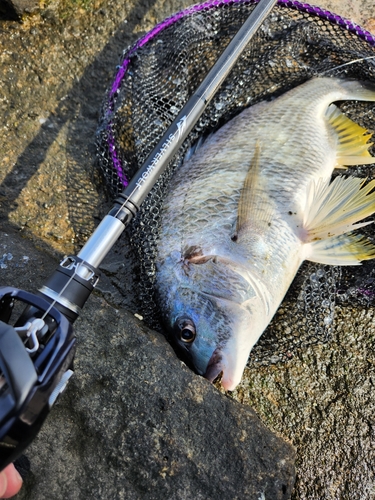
77,215,125,267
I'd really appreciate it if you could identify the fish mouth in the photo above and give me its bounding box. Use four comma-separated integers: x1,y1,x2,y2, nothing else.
204,348,240,391
204,348,224,383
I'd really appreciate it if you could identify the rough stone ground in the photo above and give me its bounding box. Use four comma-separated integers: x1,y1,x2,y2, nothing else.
1,229,295,500
0,0,374,499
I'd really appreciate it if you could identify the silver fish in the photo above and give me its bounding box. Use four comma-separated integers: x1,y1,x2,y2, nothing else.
155,77,375,390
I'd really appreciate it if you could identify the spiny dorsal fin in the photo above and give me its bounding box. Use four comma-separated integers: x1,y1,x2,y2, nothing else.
326,104,374,168
302,175,375,265
303,175,375,241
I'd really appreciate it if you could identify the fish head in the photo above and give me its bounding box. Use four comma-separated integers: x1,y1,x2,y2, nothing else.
163,283,263,391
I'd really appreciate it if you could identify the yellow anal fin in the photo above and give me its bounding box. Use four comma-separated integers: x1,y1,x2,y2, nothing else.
326,104,374,167
303,233,375,266
303,175,375,242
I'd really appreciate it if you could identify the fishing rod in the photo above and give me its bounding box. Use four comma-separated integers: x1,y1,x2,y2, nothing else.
0,0,278,472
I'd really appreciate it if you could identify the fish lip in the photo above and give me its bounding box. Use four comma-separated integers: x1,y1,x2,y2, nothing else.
204,348,240,391
204,348,224,383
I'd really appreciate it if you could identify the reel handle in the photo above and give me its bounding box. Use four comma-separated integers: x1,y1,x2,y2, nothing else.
0,287,76,472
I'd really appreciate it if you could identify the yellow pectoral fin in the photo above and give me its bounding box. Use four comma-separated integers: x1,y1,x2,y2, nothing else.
302,175,375,265
326,104,374,167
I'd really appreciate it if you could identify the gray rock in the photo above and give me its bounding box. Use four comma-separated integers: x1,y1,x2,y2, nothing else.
0,0,39,19
0,226,295,500
236,300,375,500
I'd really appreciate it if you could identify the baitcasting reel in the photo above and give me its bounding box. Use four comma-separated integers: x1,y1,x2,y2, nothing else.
0,287,75,470
0,252,101,471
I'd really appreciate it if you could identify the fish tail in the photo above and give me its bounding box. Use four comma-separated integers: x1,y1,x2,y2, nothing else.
336,79,375,103
326,79,375,168
326,104,374,167
322,79,375,168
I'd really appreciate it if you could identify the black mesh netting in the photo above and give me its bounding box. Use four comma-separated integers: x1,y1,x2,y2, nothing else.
96,0,375,364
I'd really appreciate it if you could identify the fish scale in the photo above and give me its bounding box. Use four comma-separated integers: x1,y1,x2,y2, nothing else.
155,76,375,390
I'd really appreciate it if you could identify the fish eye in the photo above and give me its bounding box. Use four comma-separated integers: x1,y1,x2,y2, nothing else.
175,317,196,344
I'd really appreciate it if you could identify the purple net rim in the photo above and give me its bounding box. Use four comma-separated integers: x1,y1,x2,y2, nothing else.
107,0,375,187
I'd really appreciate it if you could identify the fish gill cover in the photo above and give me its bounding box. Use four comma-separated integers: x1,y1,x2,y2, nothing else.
96,0,375,365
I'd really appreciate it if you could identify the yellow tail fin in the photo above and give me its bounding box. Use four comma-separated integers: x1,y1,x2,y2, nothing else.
326,104,374,168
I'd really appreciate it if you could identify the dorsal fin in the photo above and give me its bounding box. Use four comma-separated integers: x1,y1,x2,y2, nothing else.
302,175,375,265
326,104,374,168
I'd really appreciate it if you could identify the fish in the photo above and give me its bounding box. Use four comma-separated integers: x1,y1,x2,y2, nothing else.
155,77,375,391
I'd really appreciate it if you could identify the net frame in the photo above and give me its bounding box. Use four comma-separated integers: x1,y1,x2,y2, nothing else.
101,0,375,194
